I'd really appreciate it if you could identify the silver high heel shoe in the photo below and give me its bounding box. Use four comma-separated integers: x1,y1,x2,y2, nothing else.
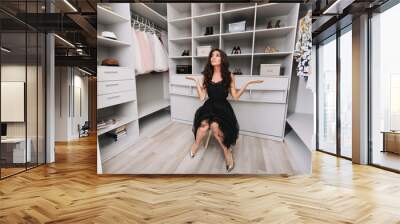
226,149,235,172
190,143,197,158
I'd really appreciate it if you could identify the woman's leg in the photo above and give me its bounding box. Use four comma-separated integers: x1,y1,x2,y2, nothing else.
191,120,209,156
209,122,234,169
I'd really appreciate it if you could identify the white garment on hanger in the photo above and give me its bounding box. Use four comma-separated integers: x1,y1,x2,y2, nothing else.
160,31,168,54
153,33,169,72
131,27,144,75
145,32,155,72
136,30,153,74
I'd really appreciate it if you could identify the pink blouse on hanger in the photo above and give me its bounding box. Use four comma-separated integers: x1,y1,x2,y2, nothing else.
131,28,143,75
136,30,153,74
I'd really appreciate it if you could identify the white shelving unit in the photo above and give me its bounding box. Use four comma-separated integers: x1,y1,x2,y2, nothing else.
97,3,140,174
167,3,299,140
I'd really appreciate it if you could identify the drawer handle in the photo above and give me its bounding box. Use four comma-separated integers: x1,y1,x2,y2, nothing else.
105,83,119,87
104,71,118,74
107,95,120,99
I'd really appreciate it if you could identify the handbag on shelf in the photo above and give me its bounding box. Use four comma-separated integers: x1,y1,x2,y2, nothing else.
176,65,192,74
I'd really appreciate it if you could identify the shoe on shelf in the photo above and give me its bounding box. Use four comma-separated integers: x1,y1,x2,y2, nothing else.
205,26,214,35
275,20,281,28
231,46,237,55
233,68,242,75
181,50,190,56
264,46,278,53
237,46,241,54
267,21,273,29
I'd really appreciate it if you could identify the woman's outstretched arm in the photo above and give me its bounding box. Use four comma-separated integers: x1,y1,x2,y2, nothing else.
185,75,207,101
230,73,264,100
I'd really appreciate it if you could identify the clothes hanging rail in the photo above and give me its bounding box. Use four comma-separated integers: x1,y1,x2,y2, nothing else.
131,12,164,34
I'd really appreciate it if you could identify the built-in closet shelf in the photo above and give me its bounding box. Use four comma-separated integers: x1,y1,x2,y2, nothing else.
221,31,253,40
130,3,168,30
254,52,293,57
226,54,253,57
97,5,130,25
97,36,130,48
169,56,192,59
97,116,137,136
193,34,220,40
138,99,170,118
286,113,314,151
168,17,191,23
254,27,296,38
169,37,192,42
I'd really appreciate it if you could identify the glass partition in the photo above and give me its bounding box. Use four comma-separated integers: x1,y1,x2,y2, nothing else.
339,26,352,158
370,3,400,171
317,35,337,155
0,1,46,179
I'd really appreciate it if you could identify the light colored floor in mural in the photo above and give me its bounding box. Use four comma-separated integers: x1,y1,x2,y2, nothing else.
102,121,311,174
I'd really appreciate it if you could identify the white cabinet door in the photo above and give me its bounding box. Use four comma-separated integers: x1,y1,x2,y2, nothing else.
170,95,202,122
232,102,286,137
97,80,135,95
97,90,136,109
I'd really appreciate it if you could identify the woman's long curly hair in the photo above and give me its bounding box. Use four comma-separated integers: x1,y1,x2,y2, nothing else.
202,48,231,92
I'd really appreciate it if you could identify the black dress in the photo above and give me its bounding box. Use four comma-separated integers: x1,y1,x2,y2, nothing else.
192,80,239,149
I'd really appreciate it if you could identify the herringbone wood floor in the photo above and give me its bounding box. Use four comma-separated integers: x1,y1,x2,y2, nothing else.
1,135,400,223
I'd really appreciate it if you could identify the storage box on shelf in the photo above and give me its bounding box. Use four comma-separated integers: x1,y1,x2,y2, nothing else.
167,3,299,139
221,7,255,34
196,45,212,56
252,54,292,77
260,64,281,77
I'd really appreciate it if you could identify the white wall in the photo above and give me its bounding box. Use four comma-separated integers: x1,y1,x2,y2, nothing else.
54,66,89,141
71,73,89,139
55,66,70,141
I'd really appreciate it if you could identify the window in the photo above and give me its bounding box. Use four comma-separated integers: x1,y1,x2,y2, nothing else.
339,26,352,158
370,2,400,171
317,35,337,155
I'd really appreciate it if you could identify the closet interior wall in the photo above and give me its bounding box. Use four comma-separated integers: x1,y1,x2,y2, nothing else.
287,7,315,151
167,3,299,140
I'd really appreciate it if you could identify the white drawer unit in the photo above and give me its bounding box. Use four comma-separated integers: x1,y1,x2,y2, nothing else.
97,90,136,109
98,66,134,81
170,74,202,87
98,80,135,95
235,76,289,91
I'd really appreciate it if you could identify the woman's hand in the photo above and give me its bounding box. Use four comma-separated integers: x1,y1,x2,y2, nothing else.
186,75,206,101
247,79,264,85
185,76,198,83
